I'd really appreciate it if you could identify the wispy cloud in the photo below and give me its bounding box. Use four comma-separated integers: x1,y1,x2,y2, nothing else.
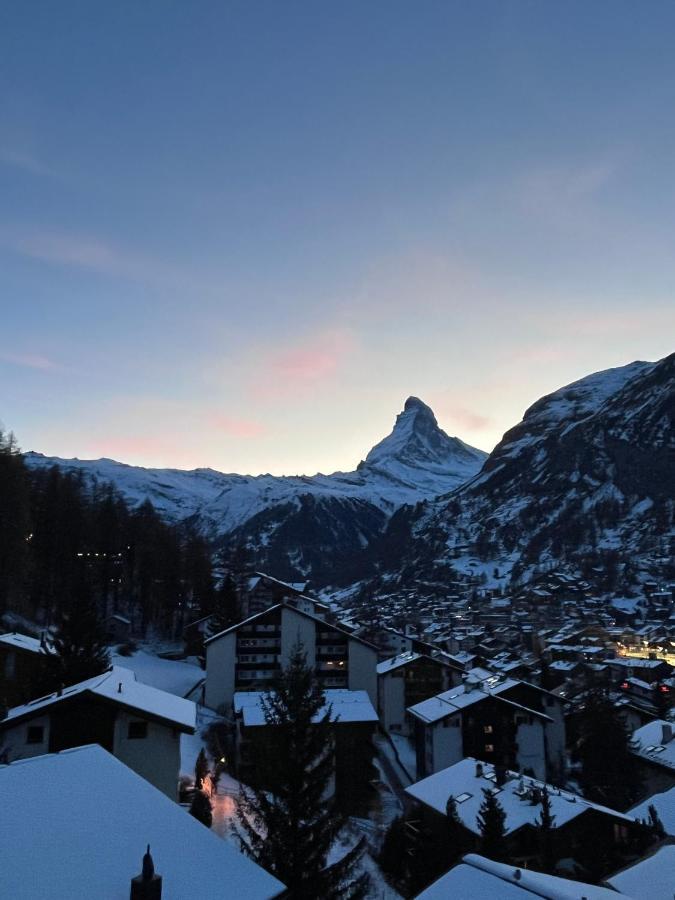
0,146,53,177
0,226,183,287
0,352,61,371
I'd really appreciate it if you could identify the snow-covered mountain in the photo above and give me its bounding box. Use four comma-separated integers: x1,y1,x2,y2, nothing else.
24,398,487,583
378,353,674,594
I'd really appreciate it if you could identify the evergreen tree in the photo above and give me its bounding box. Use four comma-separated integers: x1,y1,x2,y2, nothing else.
476,788,508,862
195,748,210,791
377,816,408,888
42,590,111,690
208,574,240,636
646,803,666,841
190,789,213,828
235,643,369,899
535,786,557,873
576,688,642,809
0,430,30,614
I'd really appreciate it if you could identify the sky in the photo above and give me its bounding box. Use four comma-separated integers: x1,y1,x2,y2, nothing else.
1,1,674,476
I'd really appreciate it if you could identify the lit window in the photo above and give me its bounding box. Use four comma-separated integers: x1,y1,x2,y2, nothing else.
485,743,495,753
128,721,148,740
483,725,493,734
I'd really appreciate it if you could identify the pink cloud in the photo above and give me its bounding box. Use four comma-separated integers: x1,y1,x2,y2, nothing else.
432,399,491,433
251,329,355,400
212,416,267,438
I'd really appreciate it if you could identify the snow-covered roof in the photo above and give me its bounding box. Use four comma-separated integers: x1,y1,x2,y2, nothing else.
234,689,378,727
629,784,675,837
0,745,285,899
630,720,675,771
407,677,550,724
376,650,422,675
205,602,379,650
0,632,43,654
405,757,635,836
607,845,675,900
2,666,196,733
418,853,630,899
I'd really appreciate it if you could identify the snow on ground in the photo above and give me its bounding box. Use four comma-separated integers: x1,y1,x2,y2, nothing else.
387,733,417,782
111,648,203,697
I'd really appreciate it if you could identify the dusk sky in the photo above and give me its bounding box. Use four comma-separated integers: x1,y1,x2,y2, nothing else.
1,1,674,475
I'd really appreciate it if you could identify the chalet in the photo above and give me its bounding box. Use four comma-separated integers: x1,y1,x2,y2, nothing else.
376,651,462,736
204,602,378,712
629,719,675,798
0,744,285,899
417,853,628,899
233,688,378,814
408,672,566,781
406,758,641,880
241,572,319,618
0,632,44,707
0,666,195,798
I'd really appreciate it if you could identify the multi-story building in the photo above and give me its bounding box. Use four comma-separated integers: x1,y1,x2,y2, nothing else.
408,671,566,781
204,602,378,712
377,651,463,736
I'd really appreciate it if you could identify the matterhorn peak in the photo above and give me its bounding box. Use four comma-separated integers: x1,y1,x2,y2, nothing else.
362,397,487,479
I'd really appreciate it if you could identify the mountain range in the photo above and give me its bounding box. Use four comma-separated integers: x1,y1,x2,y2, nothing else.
25,397,487,584
24,353,674,593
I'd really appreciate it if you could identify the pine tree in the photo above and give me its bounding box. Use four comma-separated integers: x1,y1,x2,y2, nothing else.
195,748,210,791
208,574,240,637
235,642,369,899
377,816,408,887
577,688,642,809
42,589,111,690
476,788,508,862
190,789,213,828
0,430,30,615
535,786,557,873
646,803,666,841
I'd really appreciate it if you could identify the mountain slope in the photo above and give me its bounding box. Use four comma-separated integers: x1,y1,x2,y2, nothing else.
24,398,487,584
378,354,674,594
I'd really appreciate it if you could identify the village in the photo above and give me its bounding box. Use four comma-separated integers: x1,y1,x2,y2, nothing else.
1,568,675,898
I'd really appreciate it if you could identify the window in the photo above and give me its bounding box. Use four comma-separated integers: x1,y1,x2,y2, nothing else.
26,725,44,744
127,721,148,740
455,792,473,803
484,743,495,753
483,725,493,734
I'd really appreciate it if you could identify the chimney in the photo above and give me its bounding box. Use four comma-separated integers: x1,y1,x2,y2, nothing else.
118,682,123,693
662,722,673,745
130,845,162,900
475,762,484,778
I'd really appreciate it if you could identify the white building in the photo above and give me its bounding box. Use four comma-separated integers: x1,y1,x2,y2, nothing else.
204,602,378,712
376,650,462,736
0,666,195,799
0,744,285,899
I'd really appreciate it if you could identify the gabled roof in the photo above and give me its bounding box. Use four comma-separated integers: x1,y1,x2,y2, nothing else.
1,666,196,733
607,845,675,899
405,757,635,837
0,745,285,899
418,853,630,899
407,677,552,725
205,602,379,651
